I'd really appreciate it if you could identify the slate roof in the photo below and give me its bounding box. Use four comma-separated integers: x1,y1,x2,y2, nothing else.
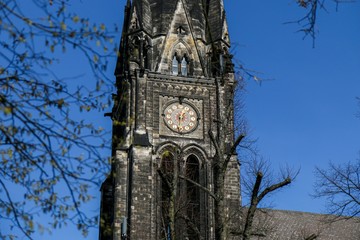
131,0,225,41
248,209,360,240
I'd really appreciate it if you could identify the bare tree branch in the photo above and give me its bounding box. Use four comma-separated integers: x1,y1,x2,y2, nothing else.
0,0,116,238
241,156,297,240
288,0,355,45
225,134,245,167
179,175,218,200
314,159,360,219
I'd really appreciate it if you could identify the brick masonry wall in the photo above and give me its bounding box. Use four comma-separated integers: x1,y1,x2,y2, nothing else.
113,150,129,239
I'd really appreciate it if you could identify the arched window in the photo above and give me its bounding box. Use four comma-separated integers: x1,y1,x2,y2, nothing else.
172,55,179,76
172,55,189,76
158,151,202,239
181,57,188,76
160,152,174,239
185,155,200,239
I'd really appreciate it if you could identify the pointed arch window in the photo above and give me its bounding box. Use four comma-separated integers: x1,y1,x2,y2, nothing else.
158,151,202,239
172,54,189,76
160,152,174,239
181,57,188,76
172,55,179,76
185,155,200,239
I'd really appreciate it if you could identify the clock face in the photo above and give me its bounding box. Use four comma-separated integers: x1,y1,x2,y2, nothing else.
163,102,199,133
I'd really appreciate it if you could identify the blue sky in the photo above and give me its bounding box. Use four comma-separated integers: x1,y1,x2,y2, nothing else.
233,0,360,213
5,0,360,239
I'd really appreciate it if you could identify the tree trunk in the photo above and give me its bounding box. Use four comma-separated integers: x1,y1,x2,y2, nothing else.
214,165,226,240
169,189,176,240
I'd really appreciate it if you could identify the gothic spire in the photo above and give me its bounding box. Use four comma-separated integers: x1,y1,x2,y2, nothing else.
205,0,228,44
115,0,232,77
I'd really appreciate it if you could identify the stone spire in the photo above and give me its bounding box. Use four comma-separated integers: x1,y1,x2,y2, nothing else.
115,0,233,77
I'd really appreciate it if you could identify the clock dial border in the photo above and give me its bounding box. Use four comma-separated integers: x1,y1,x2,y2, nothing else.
163,101,200,134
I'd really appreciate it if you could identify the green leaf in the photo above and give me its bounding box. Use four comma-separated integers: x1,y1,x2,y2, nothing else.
60,22,67,31
72,15,80,23
4,106,12,115
57,98,64,108
28,220,34,230
6,207,11,216
93,55,99,63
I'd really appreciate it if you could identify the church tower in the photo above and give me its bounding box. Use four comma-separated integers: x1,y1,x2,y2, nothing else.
99,0,241,239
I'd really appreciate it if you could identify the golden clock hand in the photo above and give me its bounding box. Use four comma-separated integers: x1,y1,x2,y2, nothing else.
177,110,186,132
178,111,185,123
177,125,183,132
